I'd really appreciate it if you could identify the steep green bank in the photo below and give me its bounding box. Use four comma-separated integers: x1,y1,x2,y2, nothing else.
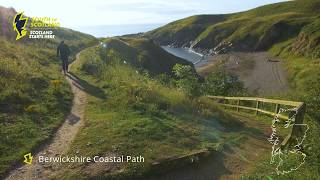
96,37,194,75
146,0,320,53
0,6,97,177
146,0,320,122
146,15,227,47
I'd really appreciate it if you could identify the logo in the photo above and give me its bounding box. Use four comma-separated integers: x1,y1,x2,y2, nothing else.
12,11,60,40
13,12,29,40
23,153,33,165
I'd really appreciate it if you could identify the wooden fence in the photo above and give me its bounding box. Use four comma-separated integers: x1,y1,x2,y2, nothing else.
207,96,306,146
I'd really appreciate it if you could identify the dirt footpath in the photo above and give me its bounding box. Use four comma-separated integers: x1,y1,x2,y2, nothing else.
5,55,87,180
198,52,289,96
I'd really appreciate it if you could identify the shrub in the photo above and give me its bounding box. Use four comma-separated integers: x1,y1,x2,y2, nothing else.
202,68,244,96
172,64,201,97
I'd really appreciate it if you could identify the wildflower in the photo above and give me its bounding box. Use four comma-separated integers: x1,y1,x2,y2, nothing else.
50,80,61,88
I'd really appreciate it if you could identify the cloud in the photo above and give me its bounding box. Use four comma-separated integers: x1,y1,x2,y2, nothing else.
1,0,288,27
94,0,201,15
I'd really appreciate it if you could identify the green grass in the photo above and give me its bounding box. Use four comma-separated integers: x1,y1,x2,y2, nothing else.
234,0,320,19
237,19,320,178
194,12,313,50
0,37,73,177
219,58,320,179
1,1,319,178
269,36,320,119
243,115,320,179
99,37,194,75
146,14,227,46
0,6,97,177
52,46,260,179
147,1,320,178
147,0,320,178
146,0,320,52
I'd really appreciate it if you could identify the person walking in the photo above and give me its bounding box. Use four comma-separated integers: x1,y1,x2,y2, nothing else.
57,41,70,75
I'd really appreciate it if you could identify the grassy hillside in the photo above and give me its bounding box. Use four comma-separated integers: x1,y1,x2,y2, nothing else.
147,0,320,120
86,37,194,75
290,18,320,58
52,46,260,179
1,1,319,178
146,1,320,178
0,36,75,175
146,0,320,124
0,6,97,177
0,6,97,59
146,15,227,47
146,0,320,53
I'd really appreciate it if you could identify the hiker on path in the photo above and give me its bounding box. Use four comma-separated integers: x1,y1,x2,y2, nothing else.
57,41,70,75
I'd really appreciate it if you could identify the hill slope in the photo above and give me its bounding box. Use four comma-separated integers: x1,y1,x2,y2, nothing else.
0,6,97,177
84,37,195,76
51,45,262,179
0,6,97,57
147,1,320,179
146,15,227,47
0,6,197,177
146,0,320,55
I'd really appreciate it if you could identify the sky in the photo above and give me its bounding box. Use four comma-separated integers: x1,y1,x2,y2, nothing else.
1,0,288,28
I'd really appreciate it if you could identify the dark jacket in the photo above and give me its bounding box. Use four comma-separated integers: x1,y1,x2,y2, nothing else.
57,43,70,59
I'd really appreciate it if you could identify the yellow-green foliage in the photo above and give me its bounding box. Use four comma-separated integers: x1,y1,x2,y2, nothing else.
245,27,320,180
86,38,194,75
54,47,244,179
147,0,320,52
0,15,96,176
0,35,75,177
269,40,320,118
146,15,227,46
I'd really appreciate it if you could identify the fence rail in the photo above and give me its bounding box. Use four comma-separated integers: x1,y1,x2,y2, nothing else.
207,95,306,146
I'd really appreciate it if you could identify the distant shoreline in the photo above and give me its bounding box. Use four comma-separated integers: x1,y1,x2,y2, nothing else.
71,23,164,38
161,46,211,67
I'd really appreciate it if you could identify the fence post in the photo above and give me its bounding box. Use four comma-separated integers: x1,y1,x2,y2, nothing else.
255,100,260,115
275,104,280,114
282,103,306,147
236,100,240,112
291,103,306,138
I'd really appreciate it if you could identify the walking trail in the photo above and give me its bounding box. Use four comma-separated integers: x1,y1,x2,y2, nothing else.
5,53,86,180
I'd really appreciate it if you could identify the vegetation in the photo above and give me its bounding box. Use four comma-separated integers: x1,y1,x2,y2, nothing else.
268,37,320,121
98,37,194,75
52,44,255,179
172,64,245,97
146,0,320,52
202,68,244,96
0,37,72,176
146,0,320,178
0,6,97,178
243,115,320,179
1,0,320,178
145,15,227,47
172,64,201,96
266,43,320,180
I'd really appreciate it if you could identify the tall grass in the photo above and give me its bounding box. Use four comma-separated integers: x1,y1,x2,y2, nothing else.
0,26,96,176
54,45,245,179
